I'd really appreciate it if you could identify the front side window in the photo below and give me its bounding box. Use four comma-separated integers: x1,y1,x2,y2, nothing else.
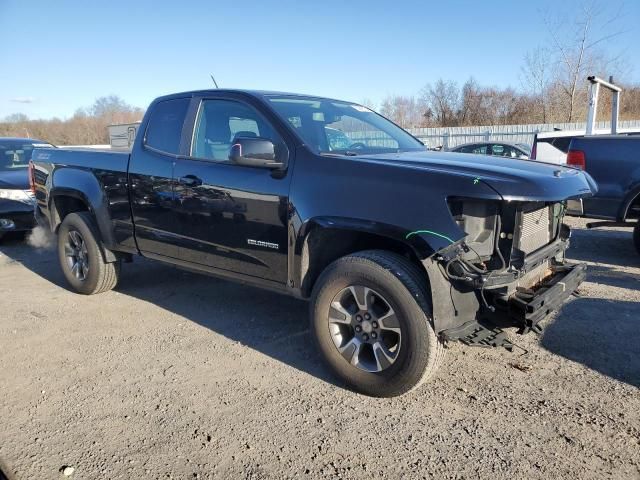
471,145,488,155
456,144,476,153
492,144,521,158
144,98,190,155
491,144,506,156
267,96,424,156
191,99,282,162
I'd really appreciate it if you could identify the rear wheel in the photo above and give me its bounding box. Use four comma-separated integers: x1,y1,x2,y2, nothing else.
310,250,444,397
57,212,120,295
634,221,640,255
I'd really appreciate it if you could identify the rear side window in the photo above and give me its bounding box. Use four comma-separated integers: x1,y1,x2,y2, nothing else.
456,145,475,153
536,136,574,154
472,145,488,154
144,98,190,155
551,137,573,153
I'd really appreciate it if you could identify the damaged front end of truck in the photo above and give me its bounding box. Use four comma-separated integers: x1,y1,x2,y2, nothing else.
423,196,587,350
296,147,597,356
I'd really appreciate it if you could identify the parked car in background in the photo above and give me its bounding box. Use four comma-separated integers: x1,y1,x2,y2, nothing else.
0,138,55,241
32,89,594,397
532,128,640,164
566,135,640,254
449,141,530,159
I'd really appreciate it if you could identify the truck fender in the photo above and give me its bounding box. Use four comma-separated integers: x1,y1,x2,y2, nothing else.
297,216,449,259
422,258,480,334
297,216,439,263
296,217,477,334
618,182,640,221
294,216,455,299
49,168,118,262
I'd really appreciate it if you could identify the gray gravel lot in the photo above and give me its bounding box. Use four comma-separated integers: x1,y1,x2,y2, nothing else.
0,217,638,479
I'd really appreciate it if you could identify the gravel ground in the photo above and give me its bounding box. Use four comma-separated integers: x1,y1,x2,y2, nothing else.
0,217,638,479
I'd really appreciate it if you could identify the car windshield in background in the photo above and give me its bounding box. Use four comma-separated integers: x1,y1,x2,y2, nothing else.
266,96,425,155
0,142,53,170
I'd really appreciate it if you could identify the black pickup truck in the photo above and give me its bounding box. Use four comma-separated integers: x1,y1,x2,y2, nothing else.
31,90,596,397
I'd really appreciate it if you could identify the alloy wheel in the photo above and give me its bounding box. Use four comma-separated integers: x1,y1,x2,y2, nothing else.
64,230,89,281
328,285,402,373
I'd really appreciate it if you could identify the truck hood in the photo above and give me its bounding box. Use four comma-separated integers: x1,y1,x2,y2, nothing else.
357,150,597,201
0,169,29,190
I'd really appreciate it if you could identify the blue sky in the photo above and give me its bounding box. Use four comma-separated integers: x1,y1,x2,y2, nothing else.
0,0,638,119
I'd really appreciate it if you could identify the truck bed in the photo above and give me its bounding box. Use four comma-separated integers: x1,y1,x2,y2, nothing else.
34,147,130,172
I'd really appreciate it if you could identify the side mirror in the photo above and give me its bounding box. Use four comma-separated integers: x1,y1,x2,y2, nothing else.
229,137,285,169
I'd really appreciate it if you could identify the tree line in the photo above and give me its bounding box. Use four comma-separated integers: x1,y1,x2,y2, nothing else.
0,96,144,145
379,79,640,129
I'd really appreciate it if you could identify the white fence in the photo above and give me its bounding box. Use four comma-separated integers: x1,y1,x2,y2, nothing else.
407,120,640,149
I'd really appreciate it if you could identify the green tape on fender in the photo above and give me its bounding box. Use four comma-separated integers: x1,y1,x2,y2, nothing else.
405,230,455,244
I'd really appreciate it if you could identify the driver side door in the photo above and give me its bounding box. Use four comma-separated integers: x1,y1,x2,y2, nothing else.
170,96,292,284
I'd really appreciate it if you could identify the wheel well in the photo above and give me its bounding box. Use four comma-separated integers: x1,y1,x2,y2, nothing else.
626,192,640,220
51,195,89,232
300,227,426,298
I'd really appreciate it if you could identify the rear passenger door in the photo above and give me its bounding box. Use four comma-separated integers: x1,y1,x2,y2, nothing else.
170,94,292,284
128,97,190,258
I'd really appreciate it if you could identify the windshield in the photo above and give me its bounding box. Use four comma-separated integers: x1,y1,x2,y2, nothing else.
0,141,54,171
267,96,424,155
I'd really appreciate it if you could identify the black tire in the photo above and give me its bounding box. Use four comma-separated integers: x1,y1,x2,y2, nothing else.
57,212,120,295
634,221,640,255
310,250,445,397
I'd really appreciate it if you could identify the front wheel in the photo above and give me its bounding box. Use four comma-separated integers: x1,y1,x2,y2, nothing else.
57,212,120,295
310,250,444,397
634,221,640,255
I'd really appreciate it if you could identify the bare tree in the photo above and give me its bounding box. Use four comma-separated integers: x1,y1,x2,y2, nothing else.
420,79,459,127
521,47,552,123
360,98,377,110
542,1,627,121
380,95,425,128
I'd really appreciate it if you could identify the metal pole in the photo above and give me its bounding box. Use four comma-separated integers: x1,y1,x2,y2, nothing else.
610,76,619,134
586,81,599,135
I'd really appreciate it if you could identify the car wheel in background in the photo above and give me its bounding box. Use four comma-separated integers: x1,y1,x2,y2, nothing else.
57,212,120,295
310,250,445,397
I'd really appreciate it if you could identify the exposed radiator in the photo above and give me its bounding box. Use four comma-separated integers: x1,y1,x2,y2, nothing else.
515,206,551,254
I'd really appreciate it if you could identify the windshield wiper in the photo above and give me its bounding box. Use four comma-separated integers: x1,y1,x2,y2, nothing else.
343,151,358,156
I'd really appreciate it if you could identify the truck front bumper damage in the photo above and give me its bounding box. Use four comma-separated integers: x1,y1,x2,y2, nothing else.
438,261,586,349
508,262,586,334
